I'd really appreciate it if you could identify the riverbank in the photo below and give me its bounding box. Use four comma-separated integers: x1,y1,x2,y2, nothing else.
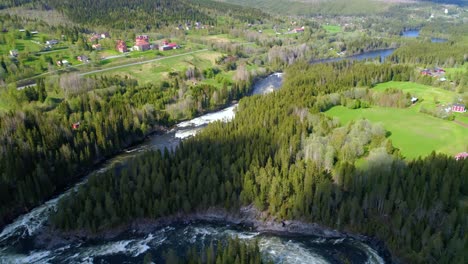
35,205,393,263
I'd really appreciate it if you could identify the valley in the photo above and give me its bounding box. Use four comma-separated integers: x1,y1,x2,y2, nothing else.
0,0,466,263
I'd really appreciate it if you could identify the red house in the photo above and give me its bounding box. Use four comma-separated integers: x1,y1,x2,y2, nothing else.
420,69,432,76
159,42,179,51
452,104,466,113
72,122,80,130
455,152,468,161
134,35,150,51
116,40,128,53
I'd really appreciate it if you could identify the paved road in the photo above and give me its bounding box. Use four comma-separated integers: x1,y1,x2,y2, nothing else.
80,49,208,76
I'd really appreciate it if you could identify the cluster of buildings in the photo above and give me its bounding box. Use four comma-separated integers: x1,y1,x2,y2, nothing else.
89,32,110,42
420,67,445,77
88,32,110,50
115,36,179,53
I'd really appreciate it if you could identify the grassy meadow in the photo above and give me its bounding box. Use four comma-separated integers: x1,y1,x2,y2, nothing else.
325,105,467,159
372,81,467,122
97,50,223,83
323,25,342,33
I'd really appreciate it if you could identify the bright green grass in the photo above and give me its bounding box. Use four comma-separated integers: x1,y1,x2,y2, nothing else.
372,81,467,121
373,81,457,103
323,25,342,33
200,71,235,89
99,51,222,84
324,105,467,159
0,38,42,55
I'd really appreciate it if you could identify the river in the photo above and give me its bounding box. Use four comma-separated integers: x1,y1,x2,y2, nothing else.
0,72,390,263
401,29,448,43
311,49,396,64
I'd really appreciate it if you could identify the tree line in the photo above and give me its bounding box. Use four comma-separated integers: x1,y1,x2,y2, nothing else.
388,40,468,67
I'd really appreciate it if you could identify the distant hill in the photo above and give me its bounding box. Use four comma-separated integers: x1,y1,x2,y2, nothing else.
214,0,467,16
44,0,268,30
215,0,393,15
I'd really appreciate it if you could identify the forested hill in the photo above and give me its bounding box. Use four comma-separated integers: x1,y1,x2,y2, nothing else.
214,0,467,16
46,0,268,30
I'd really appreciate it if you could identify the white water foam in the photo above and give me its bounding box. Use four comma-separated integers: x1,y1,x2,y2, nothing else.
360,242,385,264
224,230,260,240
258,237,330,264
0,250,53,264
219,227,329,264
176,105,236,128
60,230,169,263
0,178,91,243
0,197,60,243
175,128,203,139
252,72,283,95
312,238,327,244
333,238,345,245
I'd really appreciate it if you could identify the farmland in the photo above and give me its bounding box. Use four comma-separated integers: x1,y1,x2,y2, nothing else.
372,81,468,122
323,25,342,33
325,105,467,159
95,50,222,84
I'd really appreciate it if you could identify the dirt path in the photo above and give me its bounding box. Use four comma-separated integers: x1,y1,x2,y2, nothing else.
454,120,468,128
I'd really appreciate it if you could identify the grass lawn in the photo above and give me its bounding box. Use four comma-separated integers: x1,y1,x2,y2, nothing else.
324,105,467,159
323,25,342,33
372,81,467,121
0,38,42,55
98,50,222,84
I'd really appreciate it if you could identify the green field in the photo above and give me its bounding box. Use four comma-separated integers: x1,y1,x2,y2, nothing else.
0,37,42,56
323,25,342,33
372,81,467,122
373,81,459,104
325,105,467,159
99,50,222,83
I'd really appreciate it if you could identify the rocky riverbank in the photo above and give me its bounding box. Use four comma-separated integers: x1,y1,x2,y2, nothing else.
35,205,393,263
